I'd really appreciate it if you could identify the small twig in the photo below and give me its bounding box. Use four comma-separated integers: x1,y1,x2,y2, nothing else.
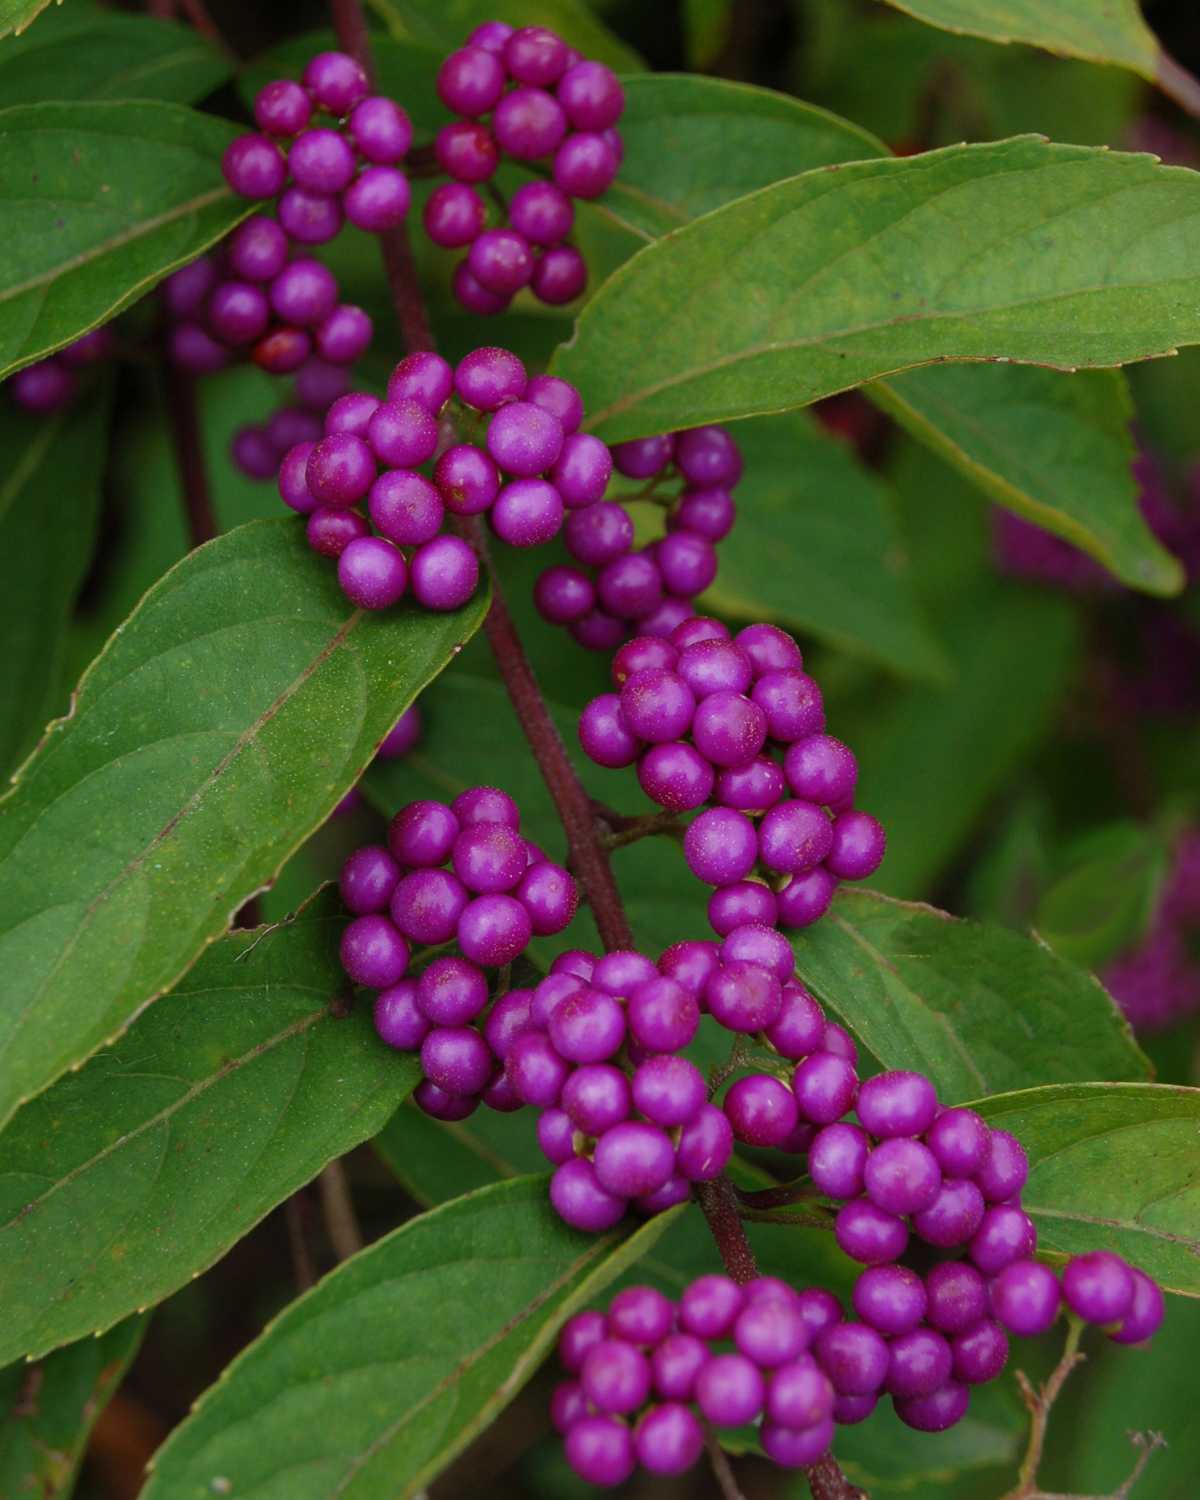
737,1206,836,1229
600,808,686,850
1003,1318,1086,1500
708,1035,752,1095
702,1419,747,1500
284,1194,316,1292
735,1178,823,1210
163,364,217,549
318,1158,364,1261
1156,50,1200,122
808,1453,869,1500
1021,1430,1167,1500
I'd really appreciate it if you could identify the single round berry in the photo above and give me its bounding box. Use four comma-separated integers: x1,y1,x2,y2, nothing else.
254,79,311,136
856,1070,938,1139
338,536,407,609
533,243,592,305
864,1138,942,1216
597,552,663,620
564,501,634,565
684,807,758,886
435,120,499,184
992,1259,1062,1337
634,1403,704,1477
232,426,278,480
926,1262,989,1335
676,1103,733,1181
912,1177,986,1249
373,981,428,1050
437,45,506,115
724,1073,798,1147
672,485,736,542
303,51,369,113
706,961,783,1033
505,25,569,86
420,1025,492,1097
619,669,694,744
492,86,567,160
294,357,349,409
764,983,826,1060
792,1052,858,1125
808,1122,870,1200
676,641,752,700
593,949,657,995
827,810,886,880
1061,1251,1135,1326
387,351,453,413
753,670,826,744
694,1352,764,1427
638,741,714,811
834,1198,909,1266
564,1414,635,1487
581,1338,651,1415
561,1064,630,1135
492,478,564,547
345,165,411,232
894,1380,969,1433
227,216,289,282
1109,1269,1165,1345
680,1275,743,1340
709,881,778,937
593,1121,676,1198
410,535,480,611
508,1032,571,1108
853,1265,927,1337
162,256,218,319
222,134,285,198
551,433,612,507
627,976,699,1053
349,95,412,162
976,1128,1029,1203
270,259,339,327
468,228,535,297
423,182,486,248
457,892,533,966
784,734,857,805
368,471,442,547
759,800,834,875
289,128,356,193
926,1108,990,1177
208,281,270,345
456,346,527,411
554,131,619,197
339,914,409,989
277,186,344,245
305,507,368,557
632,1055,706,1128
516,861,577,934
509,180,575,247
391,870,469,947
715,757,787,814
578,693,639,768
340,843,401,914
969,1205,1037,1275
886,1328,953,1400
413,1080,477,1121
952,1319,1010,1385
558,60,625,130
548,986,625,1064
609,1286,674,1347
814,1322,889,1396
720,922,793,981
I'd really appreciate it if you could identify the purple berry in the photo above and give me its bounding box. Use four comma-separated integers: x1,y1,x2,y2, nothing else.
761,1417,834,1468
672,486,736,541
456,346,526,411
564,500,634,565
894,1380,969,1433
597,551,663,620
581,1337,652,1415
415,956,487,1026
452,261,508,315
561,1064,630,1135
976,1129,1029,1203
388,351,453,413
814,1322,889,1395
389,800,458,867
560,1309,606,1372
457,893,532,965
435,120,499,184
548,986,625,1063
564,1415,635,1487
232,426,278,480
509,180,575,247
632,1055,706,1128
683,807,758,886
338,536,407,609
553,131,619,197
373,981,428,1050
390,870,469,946
720,922,793,981
634,1403,704,1476
492,86,566,160
483,989,535,1062
526,374,583,433
593,1120,676,1198
344,165,411,232
694,1352,764,1427
952,1319,1009,1384
609,1286,674,1346
680,1275,743,1340
709,881,778,936
657,939,720,995
538,1108,577,1165
808,1122,870,1199
516,861,577,934
856,1070,938,1139
303,51,368,113
759,799,834,875
325,392,380,438
533,244,590,306
254,79,311,136
676,1103,733,1181
992,1259,1062,1337
557,60,625,130
369,471,443,547
638,740,714,811
551,433,612,507
1061,1251,1135,1325
410,534,480,611
752,670,825,744
578,693,639,768
1109,1269,1164,1344
222,133,285,198
340,843,401,914
715,757,787,814
763,982,826,1059
853,1265,927,1337
413,1080,477,1121
827,810,886,880
306,433,375,506
549,1378,586,1434
706,961,783,1033
834,1198,909,1266
438,45,506,115
270,259,338,327
886,1328,953,1400
619,669,694,744
784,734,857,805
676,641,752,699
423,182,486,248
207,280,270,345
305,507,368,557
505,25,569,86
734,1297,809,1368
339,914,409,988
969,1205,1037,1275
289,127,356,193
420,1025,492,1096
651,1333,709,1400
278,186,344,245
348,95,412,162
492,478,564,546
468,228,535,296
864,1138,942,1216
912,1177,986,1248
724,1073,798,1147
627,976,699,1053
507,1031,570,1108
226,216,289,282
792,1052,858,1125
434,444,501,516
613,434,673,479
926,1108,990,1177
926,1262,989,1335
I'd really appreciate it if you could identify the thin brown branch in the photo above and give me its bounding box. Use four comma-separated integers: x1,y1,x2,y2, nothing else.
163,364,217,549
284,1194,317,1292
702,1419,747,1500
1002,1318,1086,1500
318,1158,365,1261
1156,50,1200,123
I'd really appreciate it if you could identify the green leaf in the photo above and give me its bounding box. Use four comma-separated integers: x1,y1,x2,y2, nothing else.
793,888,1150,1103
0,888,417,1367
0,5,230,106
553,137,1200,443
870,364,1182,596
374,1098,545,1206
1036,821,1172,968
976,1083,1200,1296
587,74,885,243
142,1178,680,1500
0,391,107,778
846,583,1080,898
240,32,450,138
0,0,57,42
0,1317,146,1498
0,100,250,379
366,0,644,73
0,519,487,1133
876,0,1160,79
702,411,948,679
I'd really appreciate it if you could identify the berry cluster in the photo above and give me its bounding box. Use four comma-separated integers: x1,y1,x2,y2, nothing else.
580,617,884,931
225,52,413,238
161,232,372,379
277,344,613,610
552,1251,1164,1486
6,328,114,415
341,786,579,1117
535,426,741,651
426,22,625,312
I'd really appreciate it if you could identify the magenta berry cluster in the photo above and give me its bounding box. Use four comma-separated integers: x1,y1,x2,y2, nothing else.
1104,828,1200,1030
161,233,373,380
581,616,884,931
224,51,413,239
535,425,741,651
552,1245,1164,1486
6,327,114,415
276,344,614,610
426,22,625,313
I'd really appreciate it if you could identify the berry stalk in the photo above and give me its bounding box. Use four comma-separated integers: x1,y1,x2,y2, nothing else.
327,0,633,954
163,363,217,548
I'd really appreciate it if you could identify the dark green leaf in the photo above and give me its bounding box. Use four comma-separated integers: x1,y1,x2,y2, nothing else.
142,1178,680,1500
0,390,107,778
0,1317,146,1498
870,364,1182,596
876,0,1160,78
847,584,1080,897
793,888,1150,1103
0,519,487,1131
703,411,949,679
0,888,417,1366
976,1083,1200,1295
0,5,230,106
587,73,884,243
1036,821,1172,968
366,0,643,73
0,101,250,379
553,138,1200,443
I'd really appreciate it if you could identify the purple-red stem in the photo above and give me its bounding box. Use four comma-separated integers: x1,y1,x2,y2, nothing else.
326,7,864,1493
163,364,217,549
